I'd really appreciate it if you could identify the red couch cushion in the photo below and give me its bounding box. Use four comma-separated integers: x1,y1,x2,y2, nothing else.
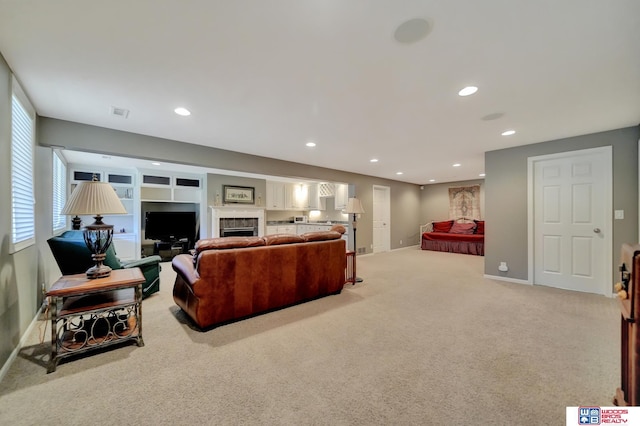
474,220,485,234
432,220,454,233
449,222,476,234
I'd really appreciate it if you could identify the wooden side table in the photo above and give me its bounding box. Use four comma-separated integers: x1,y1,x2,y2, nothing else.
46,268,145,373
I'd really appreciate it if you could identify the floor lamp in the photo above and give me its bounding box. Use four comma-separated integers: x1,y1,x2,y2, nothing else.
61,177,127,279
346,197,365,283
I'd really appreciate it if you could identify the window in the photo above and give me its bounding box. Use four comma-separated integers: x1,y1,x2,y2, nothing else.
10,77,35,253
52,150,67,234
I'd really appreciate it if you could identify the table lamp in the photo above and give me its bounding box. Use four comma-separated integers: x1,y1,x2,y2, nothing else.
345,197,365,283
61,176,127,279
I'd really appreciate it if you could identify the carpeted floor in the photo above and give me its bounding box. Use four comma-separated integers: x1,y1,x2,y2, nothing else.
0,248,620,425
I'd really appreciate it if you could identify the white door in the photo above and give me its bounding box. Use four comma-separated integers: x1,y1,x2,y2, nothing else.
372,185,390,253
532,147,611,295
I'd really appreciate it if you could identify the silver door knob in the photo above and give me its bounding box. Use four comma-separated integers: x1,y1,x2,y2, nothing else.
593,228,601,233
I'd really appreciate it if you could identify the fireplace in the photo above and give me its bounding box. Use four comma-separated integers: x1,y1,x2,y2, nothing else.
210,207,265,238
219,218,259,237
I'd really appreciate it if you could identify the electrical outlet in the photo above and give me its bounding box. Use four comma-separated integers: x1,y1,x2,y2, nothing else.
400,239,403,245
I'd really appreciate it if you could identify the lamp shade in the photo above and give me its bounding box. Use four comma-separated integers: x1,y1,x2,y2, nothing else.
345,197,365,214
61,181,127,216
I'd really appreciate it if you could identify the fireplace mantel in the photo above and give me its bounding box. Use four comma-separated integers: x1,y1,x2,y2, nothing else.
209,206,265,238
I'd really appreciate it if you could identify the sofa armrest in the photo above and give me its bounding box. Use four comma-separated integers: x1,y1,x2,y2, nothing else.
172,254,199,286
121,255,162,269
121,255,162,298
420,222,433,235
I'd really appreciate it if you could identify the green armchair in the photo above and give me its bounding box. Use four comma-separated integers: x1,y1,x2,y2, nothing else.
47,230,162,298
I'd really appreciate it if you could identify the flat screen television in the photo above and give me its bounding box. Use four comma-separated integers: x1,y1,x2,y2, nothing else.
145,211,196,243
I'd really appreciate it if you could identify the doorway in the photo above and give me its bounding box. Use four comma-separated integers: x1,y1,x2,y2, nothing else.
528,146,612,295
372,185,391,253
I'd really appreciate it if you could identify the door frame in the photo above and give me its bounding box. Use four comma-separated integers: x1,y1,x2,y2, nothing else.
372,185,391,253
526,146,612,294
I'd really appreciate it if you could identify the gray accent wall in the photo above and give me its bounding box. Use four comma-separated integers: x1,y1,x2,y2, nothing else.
485,126,639,287
38,117,423,254
0,55,59,370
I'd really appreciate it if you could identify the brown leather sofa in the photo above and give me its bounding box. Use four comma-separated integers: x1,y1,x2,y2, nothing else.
172,225,347,329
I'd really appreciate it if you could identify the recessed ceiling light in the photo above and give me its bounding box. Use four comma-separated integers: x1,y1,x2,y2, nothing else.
453,163,461,167
370,158,379,163
501,130,516,136
306,142,316,147
429,179,436,182
396,172,403,175
458,86,478,97
152,162,161,166
174,107,191,116
479,173,486,177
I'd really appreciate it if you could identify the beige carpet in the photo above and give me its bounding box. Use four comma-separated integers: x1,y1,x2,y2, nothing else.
0,248,620,425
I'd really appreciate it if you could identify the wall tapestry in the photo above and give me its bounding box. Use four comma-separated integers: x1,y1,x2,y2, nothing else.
448,185,481,219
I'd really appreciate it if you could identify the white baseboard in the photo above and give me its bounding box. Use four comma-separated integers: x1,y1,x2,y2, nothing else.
392,244,419,252
484,274,532,285
0,304,45,383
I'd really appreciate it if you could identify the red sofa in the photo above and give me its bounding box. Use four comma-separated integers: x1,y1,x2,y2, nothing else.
420,219,484,256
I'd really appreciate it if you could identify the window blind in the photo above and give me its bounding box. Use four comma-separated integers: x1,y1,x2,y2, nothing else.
10,79,35,252
52,151,67,234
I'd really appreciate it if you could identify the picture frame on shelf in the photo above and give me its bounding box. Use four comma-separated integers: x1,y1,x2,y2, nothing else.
223,185,255,204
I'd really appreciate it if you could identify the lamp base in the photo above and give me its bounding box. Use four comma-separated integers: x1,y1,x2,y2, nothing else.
86,264,112,279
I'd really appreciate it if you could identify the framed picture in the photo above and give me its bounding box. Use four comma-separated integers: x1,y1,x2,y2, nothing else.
223,185,255,204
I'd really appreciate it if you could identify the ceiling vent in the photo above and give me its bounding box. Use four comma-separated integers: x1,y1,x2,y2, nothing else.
110,106,130,118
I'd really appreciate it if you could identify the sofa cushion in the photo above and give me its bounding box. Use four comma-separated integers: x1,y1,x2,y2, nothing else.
432,220,454,233
449,222,476,234
301,231,342,242
474,220,485,235
195,236,265,254
263,234,305,245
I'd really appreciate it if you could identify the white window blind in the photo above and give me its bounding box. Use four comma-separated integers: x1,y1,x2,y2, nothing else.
52,151,67,234
10,78,35,253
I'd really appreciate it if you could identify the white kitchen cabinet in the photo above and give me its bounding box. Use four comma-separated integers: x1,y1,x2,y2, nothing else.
266,224,296,235
266,181,286,210
305,184,324,210
285,183,306,210
334,183,348,210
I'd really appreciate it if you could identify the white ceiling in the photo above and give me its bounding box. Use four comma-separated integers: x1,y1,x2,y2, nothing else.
1,1,639,185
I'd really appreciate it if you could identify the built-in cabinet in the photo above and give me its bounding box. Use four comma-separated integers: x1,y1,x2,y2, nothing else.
139,171,202,203
70,168,138,260
68,167,206,261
